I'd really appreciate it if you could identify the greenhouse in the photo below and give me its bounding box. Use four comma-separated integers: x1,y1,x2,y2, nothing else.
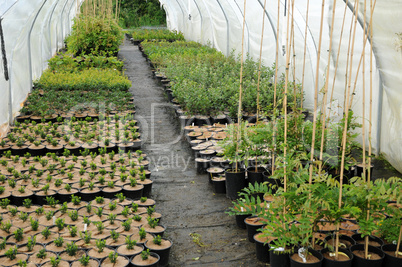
0,0,401,266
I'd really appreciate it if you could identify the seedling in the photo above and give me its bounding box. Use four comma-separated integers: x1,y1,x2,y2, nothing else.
19,212,28,222
108,213,117,224
54,237,64,247
147,206,155,216
60,202,68,213
10,207,18,216
5,247,17,260
0,198,10,209
96,239,106,253
45,210,55,221
26,236,36,252
108,201,117,211
131,203,139,213
71,195,81,205
80,231,92,244
55,218,65,231
147,217,159,229
86,203,92,213
95,196,104,204
139,227,147,240
141,249,151,260
50,256,61,267
153,235,162,245
17,260,27,267
122,219,132,231
30,217,39,231
36,248,47,259
46,196,59,208
66,241,78,256
13,228,24,242
35,207,44,215
0,238,6,250
140,197,147,203
41,227,51,240
110,230,120,242
68,226,77,237
79,255,90,266
0,221,11,233
121,206,130,217
108,252,118,263
64,183,72,192
95,221,104,233
95,207,103,218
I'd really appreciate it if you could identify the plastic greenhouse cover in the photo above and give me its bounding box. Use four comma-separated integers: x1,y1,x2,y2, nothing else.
0,0,82,137
159,0,402,173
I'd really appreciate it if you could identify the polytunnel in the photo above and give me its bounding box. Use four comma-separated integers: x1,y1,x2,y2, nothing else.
159,0,402,173
0,0,401,173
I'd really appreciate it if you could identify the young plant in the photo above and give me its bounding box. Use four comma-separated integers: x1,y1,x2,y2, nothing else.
41,227,51,240
5,247,17,260
26,236,36,252
50,256,61,267
110,230,120,242
30,217,39,231
139,227,147,240
80,231,92,244
79,255,90,266
96,239,106,253
66,241,78,256
13,228,24,242
153,235,162,245
36,248,47,259
19,212,28,222
108,213,117,224
54,236,64,247
95,221,105,233
55,218,65,231
141,249,151,260
125,235,137,249
68,226,78,237
108,252,118,264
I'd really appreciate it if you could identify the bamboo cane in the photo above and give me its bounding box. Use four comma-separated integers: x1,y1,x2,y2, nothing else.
318,0,337,175
342,0,358,110
256,0,267,125
308,0,326,185
271,0,281,176
255,0,268,172
328,1,349,113
300,0,310,111
235,0,247,173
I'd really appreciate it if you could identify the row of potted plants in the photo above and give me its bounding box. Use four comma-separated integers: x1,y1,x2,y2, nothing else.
1,115,141,156
139,39,302,118
0,148,153,204
0,195,171,267
227,175,401,267
129,29,184,44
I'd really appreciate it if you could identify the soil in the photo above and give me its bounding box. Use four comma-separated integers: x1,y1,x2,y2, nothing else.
118,37,266,266
384,250,402,258
131,254,159,266
352,249,382,260
291,253,320,263
117,245,144,257
322,251,350,261
102,255,129,267
71,259,99,267
356,240,381,247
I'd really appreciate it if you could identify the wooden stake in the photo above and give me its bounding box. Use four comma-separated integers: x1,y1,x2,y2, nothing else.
271,0,281,176
308,0,326,185
256,0,268,125
235,0,247,173
300,0,310,111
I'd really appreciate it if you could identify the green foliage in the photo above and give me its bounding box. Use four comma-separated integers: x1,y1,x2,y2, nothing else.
96,239,106,253
66,241,78,256
67,15,123,56
141,249,151,260
119,0,166,28
108,251,118,263
50,256,61,267
131,29,183,41
36,248,47,259
79,255,90,266
5,247,17,260
125,235,137,249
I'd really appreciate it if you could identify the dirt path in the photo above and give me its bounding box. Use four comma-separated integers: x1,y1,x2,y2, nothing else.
118,37,267,266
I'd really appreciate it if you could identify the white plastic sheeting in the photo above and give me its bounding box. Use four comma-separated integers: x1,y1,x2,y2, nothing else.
159,0,402,173
0,0,83,136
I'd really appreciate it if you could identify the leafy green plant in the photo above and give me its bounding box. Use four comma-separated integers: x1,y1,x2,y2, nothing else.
125,235,137,249
79,255,90,266
96,239,106,253
5,247,17,260
141,249,151,260
50,256,61,267
26,236,36,252
13,228,24,242
36,248,47,259
66,241,78,256
108,251,118,263
54,236,64,247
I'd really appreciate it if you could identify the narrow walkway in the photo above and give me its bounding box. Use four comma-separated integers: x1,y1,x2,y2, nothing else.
118,37,265,266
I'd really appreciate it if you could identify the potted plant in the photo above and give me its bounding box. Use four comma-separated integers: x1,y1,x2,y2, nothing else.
87,239,113,261
144,235,173,267
101,251,129,267
117,235,144,258
131,249,160,267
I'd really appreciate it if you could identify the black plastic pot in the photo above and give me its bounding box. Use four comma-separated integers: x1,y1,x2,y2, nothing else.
321,248,353,267
244,216,265,243
350,244,384,267
212,177,226,194
101,255,129,267
355,164,374,179
324,235,356,249
247,166,266,185
225,168,246,200
195,158,210,174
145,239,173,267
211,114,229,124
131,252,160,267
11,192,34,206
194,115,211,126
351,234,383,248
381,244,402,267
254,233,270,263
141,181,153,198
269,240,293,267
102,186,123,199
235,213,250,229
289,248,323,267
123,185,144,200
80,188,101,202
